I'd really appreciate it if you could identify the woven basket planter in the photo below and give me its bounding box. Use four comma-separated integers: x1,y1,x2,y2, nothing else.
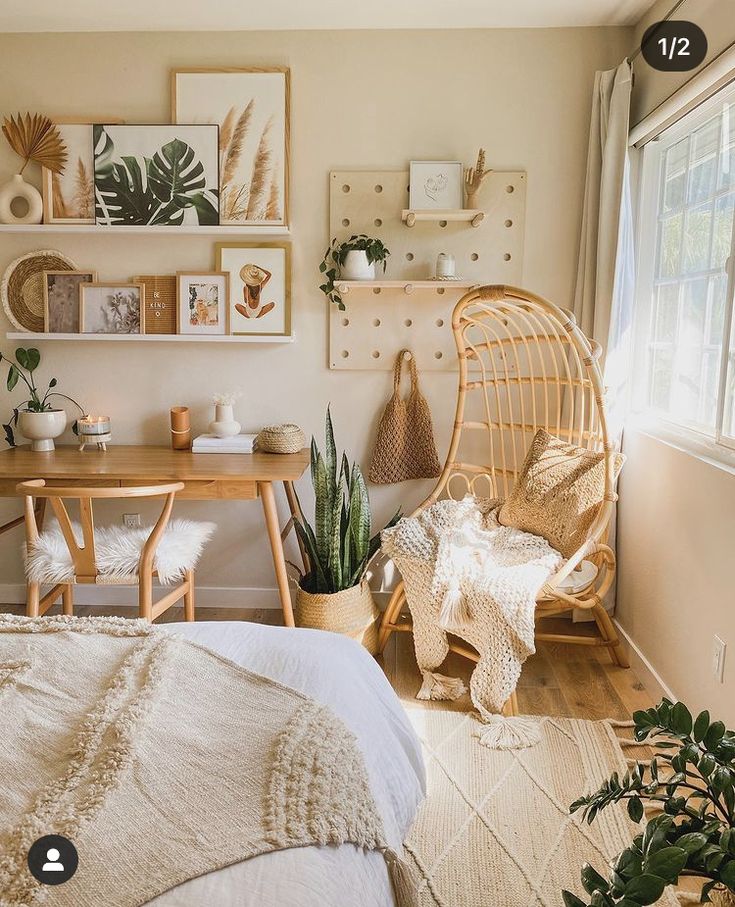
294,580,379,654
711,889,735,907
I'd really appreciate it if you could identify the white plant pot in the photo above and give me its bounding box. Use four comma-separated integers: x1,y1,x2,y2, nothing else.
341,250,376,281
17,410,67,452
209,403,241,439
0,174,43,225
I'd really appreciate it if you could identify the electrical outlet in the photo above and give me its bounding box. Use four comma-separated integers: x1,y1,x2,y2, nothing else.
712,635,727,683
123,513,141,529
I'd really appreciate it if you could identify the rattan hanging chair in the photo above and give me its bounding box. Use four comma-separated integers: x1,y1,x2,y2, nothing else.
377,285,628,716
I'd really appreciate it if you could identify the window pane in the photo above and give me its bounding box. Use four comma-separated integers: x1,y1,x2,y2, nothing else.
712,193,734,266
654,283,678,343
688,118,719,204
662,137,688,212
718,103,734,190
657,214,682,278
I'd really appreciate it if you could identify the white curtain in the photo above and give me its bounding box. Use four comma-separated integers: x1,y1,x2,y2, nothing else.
572,59,635,616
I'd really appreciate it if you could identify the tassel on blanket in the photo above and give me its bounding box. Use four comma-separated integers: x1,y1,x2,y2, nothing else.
437,583,471,630
417,671,467,702
382,847,420,907
473,715,541,750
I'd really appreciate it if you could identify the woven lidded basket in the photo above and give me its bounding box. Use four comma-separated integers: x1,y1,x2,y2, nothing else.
294,580,379,654
257,423,305,454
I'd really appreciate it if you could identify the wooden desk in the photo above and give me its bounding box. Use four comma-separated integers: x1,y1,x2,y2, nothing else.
0,445,310,626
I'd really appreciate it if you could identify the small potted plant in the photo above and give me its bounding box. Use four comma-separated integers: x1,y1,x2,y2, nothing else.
1,347,85,451
564,699,735,907
319,234,390,310
292,407,399,652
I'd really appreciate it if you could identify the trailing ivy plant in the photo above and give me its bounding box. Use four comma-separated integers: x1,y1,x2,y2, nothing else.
1,348,85,446
293,407,399,594
319,234,391,310
563,699,735,907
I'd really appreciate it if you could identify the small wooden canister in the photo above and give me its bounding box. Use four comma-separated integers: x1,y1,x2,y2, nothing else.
170,406,191,450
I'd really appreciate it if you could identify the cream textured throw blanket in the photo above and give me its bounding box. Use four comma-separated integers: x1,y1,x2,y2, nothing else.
382,497,562,746
0,615,418,907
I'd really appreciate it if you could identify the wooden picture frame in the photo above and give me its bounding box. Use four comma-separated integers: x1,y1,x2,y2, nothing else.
409,160,464,210
171,67,290,227
176,271,230,335
80,283,145,335
42,270,97,333
215,242,291,337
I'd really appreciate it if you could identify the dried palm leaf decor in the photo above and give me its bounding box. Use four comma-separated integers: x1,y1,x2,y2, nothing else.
2,113,67,175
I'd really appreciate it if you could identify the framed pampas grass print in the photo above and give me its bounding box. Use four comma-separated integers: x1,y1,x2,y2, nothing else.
171,68,289,228
216,243,290,337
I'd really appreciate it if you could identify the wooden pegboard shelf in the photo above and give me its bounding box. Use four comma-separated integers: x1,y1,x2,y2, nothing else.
336,280,478,294
401,209,484,227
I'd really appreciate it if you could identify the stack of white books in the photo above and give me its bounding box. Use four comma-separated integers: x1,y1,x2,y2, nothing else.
191,433,257,454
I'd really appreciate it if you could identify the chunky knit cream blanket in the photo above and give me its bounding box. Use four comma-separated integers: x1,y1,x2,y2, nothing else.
382,497,562,746
0,615,418,907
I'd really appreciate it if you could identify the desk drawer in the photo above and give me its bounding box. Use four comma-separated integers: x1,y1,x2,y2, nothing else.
120,479,257,500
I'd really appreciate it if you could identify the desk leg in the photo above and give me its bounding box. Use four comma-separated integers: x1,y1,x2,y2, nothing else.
283,480,308,574
259,481,295,628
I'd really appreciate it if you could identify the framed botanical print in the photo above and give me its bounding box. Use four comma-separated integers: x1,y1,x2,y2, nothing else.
176,272,229,335
93,124,219,226
80,283,145,334
43,270,96,332
215,243,291,337
172,68,289,227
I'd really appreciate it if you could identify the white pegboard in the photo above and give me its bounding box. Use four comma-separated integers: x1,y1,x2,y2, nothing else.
328,169,526,370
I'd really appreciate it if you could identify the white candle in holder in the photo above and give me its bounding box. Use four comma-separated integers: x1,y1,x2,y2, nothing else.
78,416,112,451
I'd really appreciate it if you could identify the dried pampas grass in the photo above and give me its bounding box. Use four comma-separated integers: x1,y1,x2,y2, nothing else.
2,112,67,174
246,116,275,220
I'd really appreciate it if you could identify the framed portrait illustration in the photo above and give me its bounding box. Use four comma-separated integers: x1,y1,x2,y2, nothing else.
43,270,96,332
409,161,463,210
172,68,289,227
176,272,229,335
93,124,219,226
215,243,291,337
80,283,145,334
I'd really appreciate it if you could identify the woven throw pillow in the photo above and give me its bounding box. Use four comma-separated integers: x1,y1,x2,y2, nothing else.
498,429,624,559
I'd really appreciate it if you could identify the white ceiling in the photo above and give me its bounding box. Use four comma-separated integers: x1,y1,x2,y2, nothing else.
0,0,657,32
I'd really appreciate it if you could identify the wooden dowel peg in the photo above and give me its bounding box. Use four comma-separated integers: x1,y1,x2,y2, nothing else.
338,283,349,294
404,283,414,295
471,212,485,227
405,213,416,227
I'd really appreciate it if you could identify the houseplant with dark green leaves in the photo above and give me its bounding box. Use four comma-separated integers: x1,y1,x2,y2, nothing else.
563,699,735,907
1,347,85,450
292,407,399,652
319,234,390,310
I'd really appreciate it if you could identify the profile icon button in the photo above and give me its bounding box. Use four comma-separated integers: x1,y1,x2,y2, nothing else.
27,835,78,885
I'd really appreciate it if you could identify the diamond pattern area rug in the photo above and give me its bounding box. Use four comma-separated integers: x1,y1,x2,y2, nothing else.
404,710,679,907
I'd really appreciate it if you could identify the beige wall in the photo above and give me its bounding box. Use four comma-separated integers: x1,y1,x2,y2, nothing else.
0,27,629,604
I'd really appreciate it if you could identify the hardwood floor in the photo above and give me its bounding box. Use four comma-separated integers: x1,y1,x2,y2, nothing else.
1,604,652,720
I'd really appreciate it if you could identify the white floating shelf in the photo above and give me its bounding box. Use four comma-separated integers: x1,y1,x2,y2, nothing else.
0,224,289,236
336,280,478,294
6,332,294,344
401,209,484,227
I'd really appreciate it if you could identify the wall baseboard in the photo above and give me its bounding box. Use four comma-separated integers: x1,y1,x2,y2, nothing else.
614,619,676,703
0,583,283,609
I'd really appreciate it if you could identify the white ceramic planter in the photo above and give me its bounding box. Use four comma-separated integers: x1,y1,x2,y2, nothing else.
209,403,241,439
341,250,376,281
0,174,43,225
17,410,67,451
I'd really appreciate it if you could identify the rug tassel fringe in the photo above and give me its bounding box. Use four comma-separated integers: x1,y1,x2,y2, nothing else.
382,847,420,907
474,715,541,750
417,671,467,702
438,585,471,629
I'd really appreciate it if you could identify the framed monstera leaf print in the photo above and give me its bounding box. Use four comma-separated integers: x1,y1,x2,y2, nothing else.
93,124,220,227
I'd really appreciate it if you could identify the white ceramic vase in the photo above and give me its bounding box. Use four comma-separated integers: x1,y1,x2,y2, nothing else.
17,410,67,452
209,403,241,439
341,250,376,281
0,174,43,225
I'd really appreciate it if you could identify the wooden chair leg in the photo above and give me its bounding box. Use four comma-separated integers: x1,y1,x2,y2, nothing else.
592,600,629,668
377,581,406,653
183,570,195,622
27,582,40,617
139,572,153,621
62,584,74,616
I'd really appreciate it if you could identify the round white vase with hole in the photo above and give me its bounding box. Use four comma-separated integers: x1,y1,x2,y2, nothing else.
209,403,241,439
0,174,43,225
341,251,375,281
17,410,67,451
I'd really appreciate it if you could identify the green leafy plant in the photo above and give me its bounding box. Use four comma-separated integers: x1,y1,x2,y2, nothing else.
294,408,399,594
1,347,85,447
94,126,219,226
564,699,735,907
319,234,391,310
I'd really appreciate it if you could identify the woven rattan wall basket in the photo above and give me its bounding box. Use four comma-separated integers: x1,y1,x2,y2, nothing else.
2,250,76,332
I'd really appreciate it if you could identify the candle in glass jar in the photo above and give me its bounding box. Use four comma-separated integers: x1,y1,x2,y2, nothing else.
79,416,111,436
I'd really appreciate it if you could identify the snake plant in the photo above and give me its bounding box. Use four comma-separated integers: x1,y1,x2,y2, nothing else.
294,408,399,595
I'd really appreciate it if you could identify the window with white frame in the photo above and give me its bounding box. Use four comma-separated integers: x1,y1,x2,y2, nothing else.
635,83,735,451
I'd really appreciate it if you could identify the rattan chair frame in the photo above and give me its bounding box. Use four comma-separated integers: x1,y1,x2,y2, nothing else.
377,285,628,716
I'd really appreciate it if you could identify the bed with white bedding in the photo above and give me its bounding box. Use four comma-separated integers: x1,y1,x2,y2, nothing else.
144,621,425,907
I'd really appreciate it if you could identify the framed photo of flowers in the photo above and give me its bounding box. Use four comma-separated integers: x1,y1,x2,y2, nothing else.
216,243,291,337
80,283,145,334
171,68,289,227
176,272,229,335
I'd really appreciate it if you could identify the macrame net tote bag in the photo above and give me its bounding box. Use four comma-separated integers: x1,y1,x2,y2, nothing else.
369,350,442,484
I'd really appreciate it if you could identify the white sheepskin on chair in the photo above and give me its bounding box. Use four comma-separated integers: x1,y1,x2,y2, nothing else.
24,519,216,585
